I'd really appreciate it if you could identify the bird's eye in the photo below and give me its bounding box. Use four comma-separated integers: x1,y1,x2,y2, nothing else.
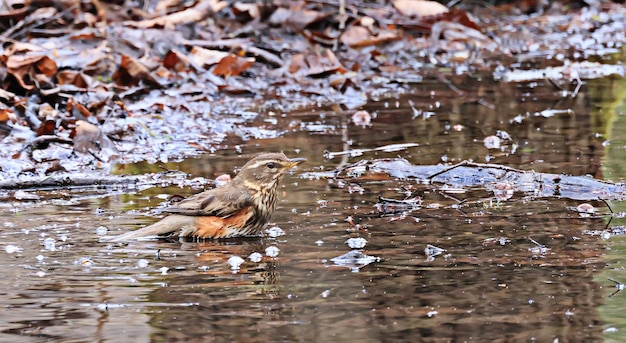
266,162,277,169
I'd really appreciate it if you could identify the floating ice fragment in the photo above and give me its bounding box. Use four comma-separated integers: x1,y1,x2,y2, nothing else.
528,238,550,256
483,135,501,149
159,267,169,275
95,226,108,235
265,226,285,238
249,252,263,262
5,245,21,254
43,238,56,251
537,109,572,118
265,246,280,257
346,237,367,249
14,190,40,200
424,244,445,257
36,255,45,262
75,257,93,267
137,259,149,268
228,255,245,270
427,310,438,317
352,110,371,126
36,271,46,277
575,203,596,218
330,250,379,272
321,289,331,298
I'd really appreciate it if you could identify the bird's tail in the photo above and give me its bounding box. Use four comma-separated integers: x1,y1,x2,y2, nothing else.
102,215,195,242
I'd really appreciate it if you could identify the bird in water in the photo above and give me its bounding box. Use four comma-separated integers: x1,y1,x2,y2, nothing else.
105,152,305,241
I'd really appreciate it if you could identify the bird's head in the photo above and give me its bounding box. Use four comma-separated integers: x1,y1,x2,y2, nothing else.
234,152,305,191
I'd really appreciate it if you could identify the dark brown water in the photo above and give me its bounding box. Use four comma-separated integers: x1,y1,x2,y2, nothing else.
2,73,626,342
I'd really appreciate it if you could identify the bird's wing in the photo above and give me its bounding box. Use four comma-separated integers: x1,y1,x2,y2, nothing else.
162,186,253,217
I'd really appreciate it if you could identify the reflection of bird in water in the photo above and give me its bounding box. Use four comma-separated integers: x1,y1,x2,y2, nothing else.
136,239,285,342
146,239,282,306
190,240,282,297
106,153,305,241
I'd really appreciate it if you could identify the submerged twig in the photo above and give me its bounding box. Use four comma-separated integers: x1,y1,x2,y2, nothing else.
603,199,614,230
608,278,625,298
0,172,207,191
426,160,523,180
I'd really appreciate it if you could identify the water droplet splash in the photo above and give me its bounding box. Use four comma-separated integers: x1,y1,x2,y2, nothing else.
346,237,367,249
227,255,245,270
248,252,263,262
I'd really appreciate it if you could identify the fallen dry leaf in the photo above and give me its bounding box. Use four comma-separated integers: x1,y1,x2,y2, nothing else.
67,97,92,119
5,54,58,90
269,8,330,31
0,89,16,102
112,55,162,88
163,49,192,71
232,2,260,20
189,47,229,68
340,25,402,48
212,54,255,77
289,49,346,77
126,0,227,28
56,70,92,88
0,108,15,122
393,0,448,17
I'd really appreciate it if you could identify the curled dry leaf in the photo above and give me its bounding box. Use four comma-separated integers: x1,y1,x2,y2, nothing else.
126,0,228,28
0,89,16,102
289,49,345,77
67,97,92,120
5,54,58,90
112,55,162,88
431,21,497,52
212,54,255,77
0,108,13,122
340,24,402,48
56,70,92,88
189,47,229,68
163,49,192,71
393,0,448,17
269,8,330,31
232,2,260,20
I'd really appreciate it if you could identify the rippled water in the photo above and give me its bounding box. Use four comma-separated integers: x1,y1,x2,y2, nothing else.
2,73,626,342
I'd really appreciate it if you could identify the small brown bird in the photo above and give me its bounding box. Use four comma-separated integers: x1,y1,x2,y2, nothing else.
106,153,305,241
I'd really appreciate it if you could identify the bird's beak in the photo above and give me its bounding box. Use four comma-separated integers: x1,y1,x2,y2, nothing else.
286,157,306,168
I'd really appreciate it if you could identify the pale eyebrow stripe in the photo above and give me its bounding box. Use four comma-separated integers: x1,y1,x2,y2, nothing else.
245,160,269,169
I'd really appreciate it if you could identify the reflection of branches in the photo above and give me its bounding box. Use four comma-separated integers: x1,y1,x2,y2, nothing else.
0,170,205,191
608,278,625,298
426,160,522,180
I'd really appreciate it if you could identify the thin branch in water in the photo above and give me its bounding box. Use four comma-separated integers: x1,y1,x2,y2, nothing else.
426,160,524,180
608,278,625,298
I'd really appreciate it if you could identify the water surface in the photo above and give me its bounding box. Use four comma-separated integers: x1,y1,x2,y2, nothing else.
2,72,625,342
